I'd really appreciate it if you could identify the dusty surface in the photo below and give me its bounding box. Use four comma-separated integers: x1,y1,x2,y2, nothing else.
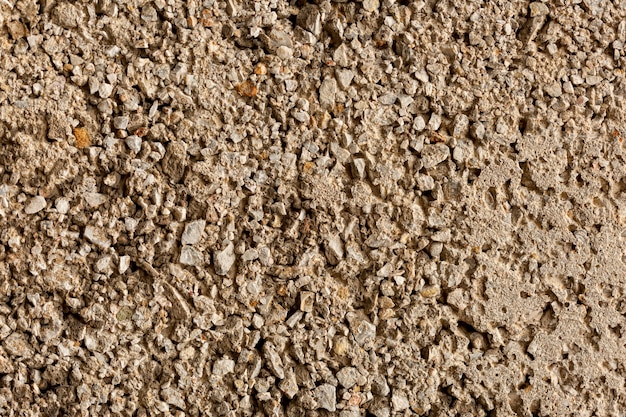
1,0,626,416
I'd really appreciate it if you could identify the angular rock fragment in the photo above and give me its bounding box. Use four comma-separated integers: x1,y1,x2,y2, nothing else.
300,291,315,313
3,333,34,358
52,2,83,28
213,358,235,377
297,5,323,37
84,225,110,249
335,69,354,90
163,282,191,320
214,241,235,275
161,387,185,409
349,315,376,345
362,0,380,13
391,391,410,411
162,141,187,182
279,369,299,398
180,246,203,266
325,235,344,265
181,220,205,245
337,367,358,389
24,196,46,214
125,135,142,153
319,77,337,108
263,342,285,379
314,384,337,412
529,1,550,17
421,144,450,169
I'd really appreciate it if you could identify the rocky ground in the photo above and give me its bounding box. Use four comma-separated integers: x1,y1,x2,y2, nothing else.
1,0,626,416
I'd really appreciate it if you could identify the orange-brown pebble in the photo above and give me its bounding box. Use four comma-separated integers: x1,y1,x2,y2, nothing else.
348,393,361,407
236,80,257,97
134,127,148,137
199,9,214,26
73,127,91,149
254,63,267,75
429,131,447,143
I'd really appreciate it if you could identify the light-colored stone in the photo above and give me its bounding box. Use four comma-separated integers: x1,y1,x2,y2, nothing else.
319,77,338,108
213,358,235,377
337,367,359,389
362,0,380,13
24,196,46,214
314,384,336,412
529,2,549,17
84,225,110,249
119,255,131,274
391,391,410,411
55,197,69,214
214,241,235,275
125,135,142,153
181,220,205,245
421,144,450,169
335,69,354,90
180,246,203,266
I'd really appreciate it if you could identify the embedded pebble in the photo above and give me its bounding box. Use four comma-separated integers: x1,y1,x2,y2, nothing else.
362,0,380,13
391,391,410,411
421,144,451,169
125,135,142,153
214,241,235,275
314,384,337,412
84,225,110,249
24,196,46,214
413,115,426,131
181,220,205,245
55,198,69,214
335,69,354,90
529,2,550,17
337,367,359,389
319,77,338,108
213,359,235,377
180,246,203,266
263,343,285,379
428,113,442,131
279,371,299,398
119,255,131,274
113,116,129,130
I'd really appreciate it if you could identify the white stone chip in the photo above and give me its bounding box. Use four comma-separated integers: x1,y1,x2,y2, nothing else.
181,220,205,245
392,391,410,411
119,255,131,274
362,0,379,13
125,135,142,153
55,197,69,214
180,246,203,266
314,384,337,412
84,225,111,249
214,242,235,275
213,359,235,377
24,196,46,214
337,367,359,389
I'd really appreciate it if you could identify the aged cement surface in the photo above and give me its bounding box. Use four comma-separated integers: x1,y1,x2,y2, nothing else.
1,0,626,416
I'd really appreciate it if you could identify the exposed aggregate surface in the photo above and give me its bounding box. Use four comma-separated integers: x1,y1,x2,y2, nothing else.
1,0,626,416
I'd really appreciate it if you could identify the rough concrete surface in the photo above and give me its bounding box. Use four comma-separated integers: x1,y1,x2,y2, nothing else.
1,0,626,416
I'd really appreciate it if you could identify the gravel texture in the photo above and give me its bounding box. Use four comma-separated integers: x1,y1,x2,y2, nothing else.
1,0,626,416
